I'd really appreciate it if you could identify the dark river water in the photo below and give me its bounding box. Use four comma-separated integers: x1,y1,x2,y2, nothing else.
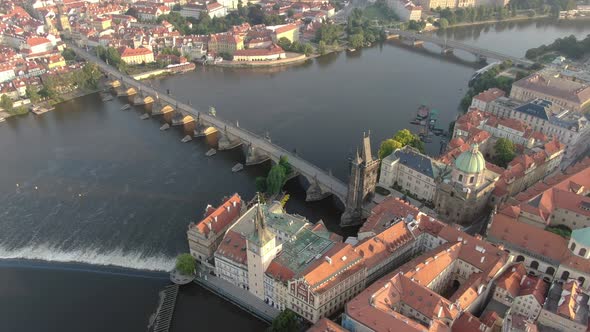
0,19,588,332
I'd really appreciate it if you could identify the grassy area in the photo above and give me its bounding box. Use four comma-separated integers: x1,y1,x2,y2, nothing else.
7,106,29,116
546,225,572,239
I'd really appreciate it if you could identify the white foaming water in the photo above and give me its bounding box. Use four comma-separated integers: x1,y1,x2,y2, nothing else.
0,244,175,272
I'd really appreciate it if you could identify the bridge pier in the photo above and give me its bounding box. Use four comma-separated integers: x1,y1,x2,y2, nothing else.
245,144,270,166
441,47,454,55
475,54,487,63
218,126,242,150
133,92,154,106
172,112,194,126
193,113,218,137
305,175,332,202
152,102,174,115
116,86,137,97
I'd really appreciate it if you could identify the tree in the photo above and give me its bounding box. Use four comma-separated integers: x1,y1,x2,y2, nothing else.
26,86,41,103
438,18,449,29
378,139,403,159
301,43,314,56
494,138,516,168
280,194,290,207
0,95,13,111
279,156,292,176
266,163,287,196
277,37,292,51
378,129,424,159
349,33,365,49
175,253,196,275
318,40,327,55
255,177,267,193
62,48,76,61
268,309,300,332
172,3,181,11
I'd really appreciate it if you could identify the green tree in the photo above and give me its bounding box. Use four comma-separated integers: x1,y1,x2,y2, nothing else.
0,95,13,111
172,3,181,11
277,37,292,51
438,18,449,29
494,138,516,168
318,40,327,55
268,309,300,332
301,43,314,56
279,156,292,176
62,48,76,61
349,33,365,49
26,86,41,103
256,177,268,193
266,163,287,196
378,139,403,159
175,253,196,275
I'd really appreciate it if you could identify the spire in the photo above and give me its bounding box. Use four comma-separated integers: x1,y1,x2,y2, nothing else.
254,193,266,233
354,146,362,164
361,131,373,163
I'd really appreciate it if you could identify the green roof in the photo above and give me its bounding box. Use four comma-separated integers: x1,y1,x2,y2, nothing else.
572,228,590,247
454,144,486,174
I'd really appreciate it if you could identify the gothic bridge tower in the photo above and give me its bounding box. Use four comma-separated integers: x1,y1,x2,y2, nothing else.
340,132,379,226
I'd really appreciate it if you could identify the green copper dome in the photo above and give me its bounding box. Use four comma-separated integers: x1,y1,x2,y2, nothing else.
454,144,486,174
572,228,590,247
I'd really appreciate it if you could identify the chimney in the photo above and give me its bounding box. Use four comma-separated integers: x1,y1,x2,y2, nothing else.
325,256,332,265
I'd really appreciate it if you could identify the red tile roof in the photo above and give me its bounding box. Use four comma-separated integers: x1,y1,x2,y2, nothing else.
215,230,247,265
194,193,242,237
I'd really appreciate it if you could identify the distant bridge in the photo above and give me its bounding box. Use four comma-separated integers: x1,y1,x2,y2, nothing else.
384,29,535,67
70,45,348,204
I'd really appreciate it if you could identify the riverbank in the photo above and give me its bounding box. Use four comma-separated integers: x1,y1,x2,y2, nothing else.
442,14,551,29
212,53,308,68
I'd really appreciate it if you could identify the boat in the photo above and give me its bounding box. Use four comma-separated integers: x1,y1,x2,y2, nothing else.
416,105,430,120
206,148,217,157
140,113,149,120
100,93,113,102
31,106,47,115
181,135,192,143
120,104,131,110
0,117,5,123
214,57,223,64
232,163,244,172
347,48,356,52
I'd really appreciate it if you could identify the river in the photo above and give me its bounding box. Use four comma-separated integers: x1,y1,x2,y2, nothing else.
0,19,588,332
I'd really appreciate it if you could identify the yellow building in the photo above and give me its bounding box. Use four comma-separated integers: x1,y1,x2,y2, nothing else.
269,23,299,43
119,47,155,65
47,54,66,69
208,33,244,55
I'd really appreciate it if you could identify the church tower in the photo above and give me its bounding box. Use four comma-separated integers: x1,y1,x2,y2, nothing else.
246,199,277,300
340,132,380,226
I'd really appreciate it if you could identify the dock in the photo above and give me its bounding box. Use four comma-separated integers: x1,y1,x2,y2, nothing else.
149,284,179,332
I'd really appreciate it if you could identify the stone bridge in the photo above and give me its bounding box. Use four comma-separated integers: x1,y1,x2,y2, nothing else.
385,29,535,67
74,45,347,205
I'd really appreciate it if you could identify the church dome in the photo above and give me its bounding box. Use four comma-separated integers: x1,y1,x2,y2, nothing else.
454,144,485,174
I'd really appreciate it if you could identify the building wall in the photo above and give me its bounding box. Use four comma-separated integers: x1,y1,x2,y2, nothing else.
538,309,587,332
121,52,154,64
214,255,249,289
510,85,589,112
379,156,437,202
233,51,285,62
551,208,590,230
512,294,542,320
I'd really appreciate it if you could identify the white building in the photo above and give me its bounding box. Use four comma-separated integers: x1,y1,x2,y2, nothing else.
387,0,422,22
379,146,448,202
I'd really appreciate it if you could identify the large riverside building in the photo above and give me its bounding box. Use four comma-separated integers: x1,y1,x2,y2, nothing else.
186,193,244,263
379,146,449,203
510,73,590,112
342,211,511,332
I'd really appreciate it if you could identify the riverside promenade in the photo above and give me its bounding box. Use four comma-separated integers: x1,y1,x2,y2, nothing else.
194,270,279,323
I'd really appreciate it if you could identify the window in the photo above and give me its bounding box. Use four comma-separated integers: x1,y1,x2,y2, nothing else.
469,176,474,184
458,174,463,182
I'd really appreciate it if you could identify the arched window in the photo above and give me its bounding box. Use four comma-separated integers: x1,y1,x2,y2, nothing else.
516,255,525,262
578,277,586,286
530,261,539,270
458,174,463,182
570,243,576,251
579,248,587,257
561,271,570,281
469,176,474,184
546,266,555,276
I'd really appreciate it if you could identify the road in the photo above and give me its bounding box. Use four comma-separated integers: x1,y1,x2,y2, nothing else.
71,44,348,202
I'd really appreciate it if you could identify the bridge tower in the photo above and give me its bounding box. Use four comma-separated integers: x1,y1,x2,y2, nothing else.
340,133,379,226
